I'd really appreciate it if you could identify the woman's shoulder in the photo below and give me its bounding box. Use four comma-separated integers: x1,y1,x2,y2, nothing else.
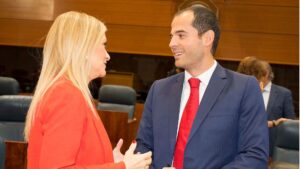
37,78,89,119
41,78,85,106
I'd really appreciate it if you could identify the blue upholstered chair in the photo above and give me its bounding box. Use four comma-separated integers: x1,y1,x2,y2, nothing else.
97,85,136,119
0,95,32,169
271,120,299,169
0,77,20,95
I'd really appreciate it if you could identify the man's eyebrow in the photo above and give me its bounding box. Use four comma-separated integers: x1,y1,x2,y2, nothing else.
170,30,187,36
175,30,187,34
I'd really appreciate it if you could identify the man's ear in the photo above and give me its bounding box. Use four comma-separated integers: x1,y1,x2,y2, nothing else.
201,30,214,47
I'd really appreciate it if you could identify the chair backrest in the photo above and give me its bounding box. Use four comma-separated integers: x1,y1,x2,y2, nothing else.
0,95,32,169
97,85,136,119
272,120,299,166
0,77,20,95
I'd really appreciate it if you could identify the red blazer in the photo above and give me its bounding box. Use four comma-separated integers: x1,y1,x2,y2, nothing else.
27,78,125,169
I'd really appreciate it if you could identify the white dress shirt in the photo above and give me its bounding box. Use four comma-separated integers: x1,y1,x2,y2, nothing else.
176,60,217,135
262,82,272,110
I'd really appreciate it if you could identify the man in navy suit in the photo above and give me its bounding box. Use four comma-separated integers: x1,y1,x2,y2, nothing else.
237,57,296,158
259,61,296,157
136,5,269,169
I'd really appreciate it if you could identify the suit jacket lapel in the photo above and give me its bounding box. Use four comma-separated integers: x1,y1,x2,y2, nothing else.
189,64,227,141
266,84,277,115
168,73,184,156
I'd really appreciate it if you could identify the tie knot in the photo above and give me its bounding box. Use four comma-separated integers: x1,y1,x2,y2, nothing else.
188,78,200,88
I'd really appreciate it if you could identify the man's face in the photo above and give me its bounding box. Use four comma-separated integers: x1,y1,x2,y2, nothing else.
169,11,204,72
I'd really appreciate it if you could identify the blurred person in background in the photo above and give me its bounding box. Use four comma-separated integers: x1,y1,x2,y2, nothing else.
237,57,296,157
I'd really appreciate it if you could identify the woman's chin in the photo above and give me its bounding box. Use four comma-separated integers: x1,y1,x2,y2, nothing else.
99,71,106,78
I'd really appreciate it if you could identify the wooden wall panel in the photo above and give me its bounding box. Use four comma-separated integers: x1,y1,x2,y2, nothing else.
0,0,53,20
219,4,298,35
4,141,27,169
223,0,298,7
216,31,299,65
0,0,298,65
56,0,174,56
54,0,175,27
106,24,171,56
0,19,51,47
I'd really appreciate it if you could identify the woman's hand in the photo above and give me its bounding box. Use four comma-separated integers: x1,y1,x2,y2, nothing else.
113,139,124,163
123,141,152,169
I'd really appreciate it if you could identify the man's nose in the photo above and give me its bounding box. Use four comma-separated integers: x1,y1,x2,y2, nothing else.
169,36,177,49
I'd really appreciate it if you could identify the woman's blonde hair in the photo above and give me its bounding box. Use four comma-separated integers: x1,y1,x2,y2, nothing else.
24,11,107,141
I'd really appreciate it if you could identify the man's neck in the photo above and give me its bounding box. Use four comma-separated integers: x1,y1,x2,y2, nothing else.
187,56,215,77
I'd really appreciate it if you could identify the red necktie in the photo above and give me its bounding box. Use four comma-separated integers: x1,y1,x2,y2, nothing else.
174,78,200,169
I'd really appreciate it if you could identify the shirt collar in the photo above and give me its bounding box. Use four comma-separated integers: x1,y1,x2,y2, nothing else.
264,81,272,92
184,60,217,86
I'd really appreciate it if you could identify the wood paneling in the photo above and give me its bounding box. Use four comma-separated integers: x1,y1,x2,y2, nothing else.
216,31,299,65
4,141,27,169
0,0,53,20
222,0,299,7
98,110,137,153
55,0,175,27
102,71,135,87
219,4,299,35
135,103,145,124
106,24,172,56
0,0,298,64
0,19,51,47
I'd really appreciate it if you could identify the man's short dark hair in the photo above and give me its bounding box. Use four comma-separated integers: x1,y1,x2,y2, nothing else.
176,5,220,55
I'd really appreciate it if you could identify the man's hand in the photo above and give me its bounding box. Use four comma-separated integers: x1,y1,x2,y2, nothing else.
275,118,288,126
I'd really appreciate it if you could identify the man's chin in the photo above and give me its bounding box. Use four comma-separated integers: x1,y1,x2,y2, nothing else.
175,62,184,69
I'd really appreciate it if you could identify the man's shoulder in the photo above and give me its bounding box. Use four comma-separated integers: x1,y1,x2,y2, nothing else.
272,83,292,94
155,72,184,85
154,66,255,85
217,66,261,95
219,65,255,84
147,73,184,95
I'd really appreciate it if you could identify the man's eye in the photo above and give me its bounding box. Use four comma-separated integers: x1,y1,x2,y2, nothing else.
178,34,185,38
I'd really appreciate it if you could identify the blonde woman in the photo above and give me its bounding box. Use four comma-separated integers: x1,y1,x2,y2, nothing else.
24,11,152,169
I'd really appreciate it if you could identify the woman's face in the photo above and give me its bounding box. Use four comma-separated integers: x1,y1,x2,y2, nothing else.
89,35,110,80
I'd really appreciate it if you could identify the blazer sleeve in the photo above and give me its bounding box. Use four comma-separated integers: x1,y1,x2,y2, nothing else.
136,81,155,154
283,89,296,119
221,77,269,169
38,86,125,169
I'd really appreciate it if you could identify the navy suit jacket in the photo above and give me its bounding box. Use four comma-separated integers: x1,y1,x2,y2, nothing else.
267,83,295,156
136,64,269,169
